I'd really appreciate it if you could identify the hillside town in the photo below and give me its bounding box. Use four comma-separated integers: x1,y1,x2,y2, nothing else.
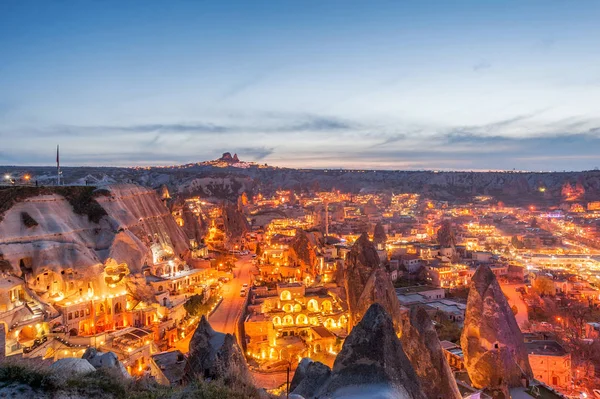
0,169,599,398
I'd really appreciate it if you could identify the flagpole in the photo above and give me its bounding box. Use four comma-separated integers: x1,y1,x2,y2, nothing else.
57,145,60,186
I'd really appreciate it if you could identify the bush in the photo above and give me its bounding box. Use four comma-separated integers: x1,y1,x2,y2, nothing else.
20,212,38,228
0,363,55,391
0,186,110,224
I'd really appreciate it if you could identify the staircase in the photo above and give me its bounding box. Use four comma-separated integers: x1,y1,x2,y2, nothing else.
26,302,43,317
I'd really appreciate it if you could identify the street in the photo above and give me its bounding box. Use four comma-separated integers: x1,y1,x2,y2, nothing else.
501,283,529,330
174,255,255,353
209,255,254,334
177,255,288,390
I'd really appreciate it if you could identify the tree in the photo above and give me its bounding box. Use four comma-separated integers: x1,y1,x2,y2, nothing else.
373,223,387,247
532,276,556,296
184,294,206,317
511,236,524,249
255,242,263,257
433,311,463,343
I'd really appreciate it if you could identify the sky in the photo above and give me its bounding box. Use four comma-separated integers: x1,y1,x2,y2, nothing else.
1,1,600,171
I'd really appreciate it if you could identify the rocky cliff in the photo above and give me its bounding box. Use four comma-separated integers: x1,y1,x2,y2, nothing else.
460,265,533,390
399,306,461,399
186,316,249,381
344,233,402,329
292,303,426,399
0,184,190,281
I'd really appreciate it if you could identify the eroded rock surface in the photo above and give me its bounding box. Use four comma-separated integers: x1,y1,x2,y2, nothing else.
290,358,331,398
82,347,130,378
186,316,249,381
314,303,426,399
344,233,402,329
288,229,318,272
460,265,532,389
400,307,461,399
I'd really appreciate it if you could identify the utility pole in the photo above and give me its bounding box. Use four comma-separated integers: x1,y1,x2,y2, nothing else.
286,363,290,399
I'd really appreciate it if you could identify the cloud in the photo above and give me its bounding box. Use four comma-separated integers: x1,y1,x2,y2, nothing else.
370,133,408,147
232,146,275,160
283,116,354,132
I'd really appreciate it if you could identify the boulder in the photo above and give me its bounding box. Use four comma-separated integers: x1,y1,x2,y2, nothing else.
186,315,249,381
82,347,130,378
460,265,532,389
400,307,461,399
51,357,96,375
315,303,426,399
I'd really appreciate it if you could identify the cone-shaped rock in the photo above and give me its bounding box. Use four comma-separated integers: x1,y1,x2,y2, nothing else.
290,358,331,398
344,232,402,329
460,265,532,389
186,315,249,381
316,303,426,399
400,306,462,399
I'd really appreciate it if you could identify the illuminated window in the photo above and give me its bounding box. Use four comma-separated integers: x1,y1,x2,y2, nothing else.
280,290,292,301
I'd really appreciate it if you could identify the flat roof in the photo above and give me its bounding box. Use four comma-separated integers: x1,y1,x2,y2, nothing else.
396,285,442,295
525,340,568,357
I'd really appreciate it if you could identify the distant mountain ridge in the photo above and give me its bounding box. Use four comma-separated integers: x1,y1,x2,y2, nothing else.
3,156,600,205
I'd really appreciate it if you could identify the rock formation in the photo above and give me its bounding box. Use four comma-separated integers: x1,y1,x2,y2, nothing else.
50,357,97,376
460,265,532,390
82,347,130,378
306,303,426,399
399,307,461,399
0,184,190,282
288,229,318,273
289,358,331,398
186,315,249,381
344,232,402,329
436,219,456,248
222,202,250,245
373,222,387,247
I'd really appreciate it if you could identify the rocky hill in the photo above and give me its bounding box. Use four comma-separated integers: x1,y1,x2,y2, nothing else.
0,184,190,281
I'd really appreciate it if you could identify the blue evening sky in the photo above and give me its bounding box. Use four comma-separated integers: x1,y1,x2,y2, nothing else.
1,1,600,170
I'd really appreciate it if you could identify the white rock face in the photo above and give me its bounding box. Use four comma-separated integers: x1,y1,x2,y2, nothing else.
0,184,189,280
